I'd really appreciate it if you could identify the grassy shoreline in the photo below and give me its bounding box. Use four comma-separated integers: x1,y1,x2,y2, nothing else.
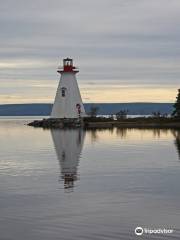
28,117,180,129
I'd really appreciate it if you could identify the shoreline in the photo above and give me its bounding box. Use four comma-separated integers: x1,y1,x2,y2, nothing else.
27,117,180,129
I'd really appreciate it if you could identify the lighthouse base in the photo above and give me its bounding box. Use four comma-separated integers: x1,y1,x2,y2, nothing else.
28,118,84,128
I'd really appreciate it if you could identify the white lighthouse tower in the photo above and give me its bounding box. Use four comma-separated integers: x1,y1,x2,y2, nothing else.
51,58,86,119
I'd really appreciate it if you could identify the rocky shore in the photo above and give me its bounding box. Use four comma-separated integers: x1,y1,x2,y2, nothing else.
28,118,82,128
27,117,180,129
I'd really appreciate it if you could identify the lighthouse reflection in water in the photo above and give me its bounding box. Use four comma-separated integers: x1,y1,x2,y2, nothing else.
51,129,85,190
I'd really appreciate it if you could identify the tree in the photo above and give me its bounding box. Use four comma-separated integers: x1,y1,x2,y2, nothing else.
116,109,128,120
152,111,161,118
172,89,180,118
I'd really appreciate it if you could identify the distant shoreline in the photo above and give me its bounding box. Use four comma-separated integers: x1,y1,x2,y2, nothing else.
0,103,173,116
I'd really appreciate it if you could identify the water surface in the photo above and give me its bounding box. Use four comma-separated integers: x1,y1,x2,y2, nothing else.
0,118,180,239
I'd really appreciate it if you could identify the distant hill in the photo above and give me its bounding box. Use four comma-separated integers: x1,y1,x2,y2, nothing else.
0,103,173,116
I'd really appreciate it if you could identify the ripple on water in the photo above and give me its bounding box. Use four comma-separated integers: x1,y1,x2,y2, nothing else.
0,119,180,239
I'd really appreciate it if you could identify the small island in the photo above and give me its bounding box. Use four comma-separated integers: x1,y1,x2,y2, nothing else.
28,115,180,129
28,89,180,130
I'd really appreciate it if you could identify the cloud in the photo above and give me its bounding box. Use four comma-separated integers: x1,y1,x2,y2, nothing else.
0,0,180,103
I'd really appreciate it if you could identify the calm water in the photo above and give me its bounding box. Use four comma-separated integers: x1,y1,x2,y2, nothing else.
0,118,180,239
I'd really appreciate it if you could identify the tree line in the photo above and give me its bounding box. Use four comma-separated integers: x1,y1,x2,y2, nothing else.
88,89,180,119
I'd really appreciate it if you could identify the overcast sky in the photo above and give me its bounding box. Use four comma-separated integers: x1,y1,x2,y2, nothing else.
0,0,180,103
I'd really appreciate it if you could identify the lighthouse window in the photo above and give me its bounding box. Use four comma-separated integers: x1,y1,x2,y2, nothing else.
61,88,66,97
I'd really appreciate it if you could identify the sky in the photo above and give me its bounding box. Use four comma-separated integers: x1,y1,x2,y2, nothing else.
0,0,180,104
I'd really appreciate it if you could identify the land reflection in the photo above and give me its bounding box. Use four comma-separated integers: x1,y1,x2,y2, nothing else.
51,128,180,191
171,130,180,160
86,128,180,159
51,129,85,191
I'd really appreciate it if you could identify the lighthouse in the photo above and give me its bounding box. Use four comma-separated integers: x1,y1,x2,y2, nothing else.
51,58,86,119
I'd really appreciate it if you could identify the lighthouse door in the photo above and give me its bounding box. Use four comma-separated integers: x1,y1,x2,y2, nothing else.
76,103,81,118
